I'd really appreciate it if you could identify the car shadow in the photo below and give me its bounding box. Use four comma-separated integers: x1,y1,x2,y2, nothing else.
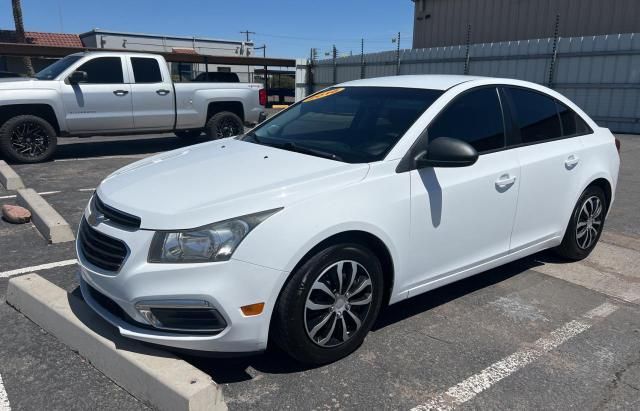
52,135,199,160
184,253,554,384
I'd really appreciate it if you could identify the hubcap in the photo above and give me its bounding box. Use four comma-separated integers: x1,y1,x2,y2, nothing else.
216,117,241,138
10,121,49,158
304,260,373,347
576,195,603,250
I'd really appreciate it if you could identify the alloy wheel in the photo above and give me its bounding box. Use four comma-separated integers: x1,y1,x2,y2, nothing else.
576,195,603,250
10,121,49,159
216,117,241,138
304,260,373,348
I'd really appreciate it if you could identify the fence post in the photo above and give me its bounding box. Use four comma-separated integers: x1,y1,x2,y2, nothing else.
464,24,472,75
548,14,560,88
332,45,337,84
360,38,365,79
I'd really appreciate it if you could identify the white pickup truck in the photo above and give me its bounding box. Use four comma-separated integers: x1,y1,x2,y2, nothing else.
0,51,267,162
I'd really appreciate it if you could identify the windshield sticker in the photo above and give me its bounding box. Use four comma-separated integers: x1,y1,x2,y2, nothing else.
303,88,345,102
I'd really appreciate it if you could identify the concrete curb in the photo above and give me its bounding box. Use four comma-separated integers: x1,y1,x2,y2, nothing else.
6,274,227,411
16,188,74,243
0,160,25,190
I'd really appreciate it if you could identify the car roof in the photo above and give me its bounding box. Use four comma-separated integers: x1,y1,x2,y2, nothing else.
339,74,490,91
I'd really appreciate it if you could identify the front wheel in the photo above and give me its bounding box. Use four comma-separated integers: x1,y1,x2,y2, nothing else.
0,115,58,163
272,243,384,365
204,111,244,140
555,185,607,260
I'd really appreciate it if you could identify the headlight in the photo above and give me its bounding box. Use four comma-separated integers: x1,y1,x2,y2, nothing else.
148,208,281,263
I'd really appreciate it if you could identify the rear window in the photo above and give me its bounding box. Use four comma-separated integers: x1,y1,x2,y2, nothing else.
506,87,562,144
131,57,162,83
247,87,443,163
557,101,592,137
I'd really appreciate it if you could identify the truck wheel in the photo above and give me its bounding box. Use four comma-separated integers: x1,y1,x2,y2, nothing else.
175,130,202,139
205,111,244,139
0,115,58,163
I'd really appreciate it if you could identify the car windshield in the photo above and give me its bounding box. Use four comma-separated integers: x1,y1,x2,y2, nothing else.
242,86,443,163
34,55,82,80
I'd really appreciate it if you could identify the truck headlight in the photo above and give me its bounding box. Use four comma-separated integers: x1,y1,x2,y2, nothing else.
148,208,281,263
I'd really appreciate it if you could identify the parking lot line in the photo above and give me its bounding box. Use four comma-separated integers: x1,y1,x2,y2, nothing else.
0,373,10,411
0,259,77,278
411,302,619,411
0,191,61,200
54,154,151,162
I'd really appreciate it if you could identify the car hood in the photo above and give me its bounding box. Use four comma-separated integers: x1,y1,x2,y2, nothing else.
97,138,370,230
0,78,55,89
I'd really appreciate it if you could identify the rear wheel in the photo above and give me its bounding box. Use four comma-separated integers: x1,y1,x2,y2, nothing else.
204,111,243,140
555,185,607,260
272,243,384,365
0,115,57,163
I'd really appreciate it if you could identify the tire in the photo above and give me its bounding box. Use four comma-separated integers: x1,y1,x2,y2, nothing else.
555,185,607,261
0,115,57,163
272,243,384,365
175,130,202,139
204,111,244,140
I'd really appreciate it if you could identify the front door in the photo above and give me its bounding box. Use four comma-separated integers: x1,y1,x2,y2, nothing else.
61,56,133,133
405,87,520,296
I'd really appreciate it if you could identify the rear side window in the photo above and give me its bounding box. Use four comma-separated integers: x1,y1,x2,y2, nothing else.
506,87,562,144
428,87,505,152
556,101,591,137
76,57,123,84
131,58,162,83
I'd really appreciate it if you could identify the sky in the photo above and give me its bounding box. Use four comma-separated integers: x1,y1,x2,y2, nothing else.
0,0,414,58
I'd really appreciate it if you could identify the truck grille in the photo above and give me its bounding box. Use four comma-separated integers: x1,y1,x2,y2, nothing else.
93,195,141,230
78,219,128,272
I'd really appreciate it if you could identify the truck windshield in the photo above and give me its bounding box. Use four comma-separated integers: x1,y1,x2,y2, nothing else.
34,55,82,80
243,87,442,163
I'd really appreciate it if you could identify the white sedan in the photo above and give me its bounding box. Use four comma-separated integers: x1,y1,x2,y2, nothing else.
77,75,620,364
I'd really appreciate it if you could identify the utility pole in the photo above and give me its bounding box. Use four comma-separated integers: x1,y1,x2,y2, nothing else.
360,38,365,79
332,45,338,85
395,32,401,75
240,30,255,82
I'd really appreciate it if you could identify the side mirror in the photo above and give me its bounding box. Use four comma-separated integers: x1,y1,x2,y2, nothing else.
414,137,478,168
68,71,88,84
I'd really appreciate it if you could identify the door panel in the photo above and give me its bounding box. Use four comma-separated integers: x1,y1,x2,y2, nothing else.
406,151,520,293
129,57,175,130
61,56,133,133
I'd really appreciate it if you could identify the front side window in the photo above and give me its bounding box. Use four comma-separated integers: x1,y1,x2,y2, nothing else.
75,57,124,84
243,87,443,163
506,87,562,144
428,87,505,152
131,57,162,83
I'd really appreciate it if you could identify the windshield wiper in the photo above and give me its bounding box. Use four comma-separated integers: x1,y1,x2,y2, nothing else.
278,142,343,161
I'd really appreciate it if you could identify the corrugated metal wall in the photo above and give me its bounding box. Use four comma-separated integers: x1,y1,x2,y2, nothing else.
412,0,640,49
301,32,640,134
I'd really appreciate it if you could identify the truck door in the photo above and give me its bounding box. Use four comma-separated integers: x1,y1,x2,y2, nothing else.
127,56,175,131
61,56,134,133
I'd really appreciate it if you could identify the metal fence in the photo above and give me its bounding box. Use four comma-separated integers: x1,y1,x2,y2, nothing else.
297,32,640,134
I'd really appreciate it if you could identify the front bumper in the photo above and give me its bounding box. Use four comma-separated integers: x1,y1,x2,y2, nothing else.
77,219,287,353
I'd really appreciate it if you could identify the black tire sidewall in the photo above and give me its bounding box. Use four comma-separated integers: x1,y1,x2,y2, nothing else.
205,111,243,140
0,115,57,163
558,185,607,260
273,244,384,365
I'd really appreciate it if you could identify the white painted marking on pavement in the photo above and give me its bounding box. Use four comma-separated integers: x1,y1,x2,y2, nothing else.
411,302,619,411
0,190,61,200
0,372,11,411
0,259,77,278
54,154,151,162
77,188,96,192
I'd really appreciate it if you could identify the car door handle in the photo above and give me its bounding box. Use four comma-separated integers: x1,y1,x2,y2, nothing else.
495,174,517,189
113,90,129,96
156,89,170,96
565,155,580,169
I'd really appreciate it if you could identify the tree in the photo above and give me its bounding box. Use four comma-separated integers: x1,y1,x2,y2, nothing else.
12,0,35,76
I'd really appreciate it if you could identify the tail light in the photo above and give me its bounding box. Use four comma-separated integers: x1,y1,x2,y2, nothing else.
259,88,267,106
615,137,621,154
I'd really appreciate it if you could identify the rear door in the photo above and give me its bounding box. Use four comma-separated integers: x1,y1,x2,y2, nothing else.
128,56,175,130
502,86,586,251
406,87,521,295
61,56,133,133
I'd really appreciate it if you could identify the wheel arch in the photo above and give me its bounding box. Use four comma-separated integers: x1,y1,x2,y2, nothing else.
206,101,245,124
0,103,60,134
588,177,613,211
